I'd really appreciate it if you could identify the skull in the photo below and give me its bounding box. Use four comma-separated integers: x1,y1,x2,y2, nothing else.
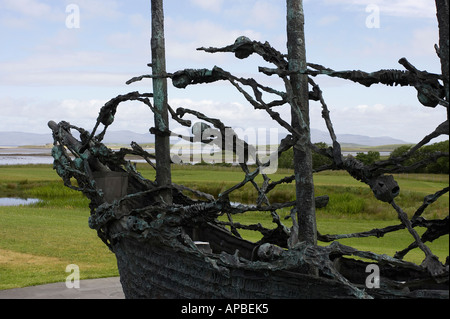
369,175,400,203
234,36,254,59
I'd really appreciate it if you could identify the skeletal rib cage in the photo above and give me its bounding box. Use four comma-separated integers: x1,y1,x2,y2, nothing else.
49,37,449,299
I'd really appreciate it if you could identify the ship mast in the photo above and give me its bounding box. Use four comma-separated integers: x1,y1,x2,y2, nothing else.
435,0,449,120
151,0,172,204
286,0,317,246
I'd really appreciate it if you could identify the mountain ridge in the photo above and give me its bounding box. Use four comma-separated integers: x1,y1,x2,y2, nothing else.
0,130,154,147
310,129,410,147
0,129,411,147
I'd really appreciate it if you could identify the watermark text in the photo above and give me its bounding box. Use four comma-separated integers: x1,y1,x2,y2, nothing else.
366,4,381,29
170,125,280,174
65,264,80,289
365,264,380,289
66,4,80,29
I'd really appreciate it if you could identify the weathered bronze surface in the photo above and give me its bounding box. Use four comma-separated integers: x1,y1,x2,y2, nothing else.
49,0,448,299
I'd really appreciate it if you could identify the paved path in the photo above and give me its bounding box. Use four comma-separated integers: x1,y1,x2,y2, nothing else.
0,277,125,299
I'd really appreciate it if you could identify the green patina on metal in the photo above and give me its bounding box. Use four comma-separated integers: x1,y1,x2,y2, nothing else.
48,0,448,299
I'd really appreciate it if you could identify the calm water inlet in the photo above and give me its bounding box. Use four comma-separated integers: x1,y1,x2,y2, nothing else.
0,198,41,206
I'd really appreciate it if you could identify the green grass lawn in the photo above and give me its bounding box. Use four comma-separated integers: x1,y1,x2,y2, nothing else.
0,206,118,290
0,164,448,290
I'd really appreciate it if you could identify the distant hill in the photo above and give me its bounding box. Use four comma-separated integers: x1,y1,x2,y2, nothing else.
310,129,410,147
0,129,409,147
0,132,51,147
101,131,154,145
0,130,155,147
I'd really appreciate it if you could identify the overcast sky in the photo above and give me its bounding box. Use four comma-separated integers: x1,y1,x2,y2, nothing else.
0,0,447,144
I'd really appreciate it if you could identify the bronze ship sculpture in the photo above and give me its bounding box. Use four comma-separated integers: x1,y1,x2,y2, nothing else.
48,0,449,299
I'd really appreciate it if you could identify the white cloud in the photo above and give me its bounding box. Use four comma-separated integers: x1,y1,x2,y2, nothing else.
1,92,446,144
0,96,155,133
189,0,224,13
1,96,100,120
0,0,444,143
128,13,149,29
0,41,142,86
322,0,436,18
317,15,340,26
58,99,103,119
1,0,55,18
2,42,104,71
0,0,66,30
247,1,284,28
379,0,436,18
106,31,144,50
0,0,124,25
0,15,32,28
168,98,273,130
165,17,262,66
11,72,130,87
167,18,261,47
221,1,284,30
310,101,448,143
70,0,122,20
412,27,440,57
0,67,130,88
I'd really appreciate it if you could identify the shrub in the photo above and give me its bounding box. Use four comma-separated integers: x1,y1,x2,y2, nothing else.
390,140,449,174
356,151,380,165
278,142,332,170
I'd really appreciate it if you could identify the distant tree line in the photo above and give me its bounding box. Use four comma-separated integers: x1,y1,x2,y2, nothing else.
278,141,449,174
278,142,333,170
389,140,449,174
